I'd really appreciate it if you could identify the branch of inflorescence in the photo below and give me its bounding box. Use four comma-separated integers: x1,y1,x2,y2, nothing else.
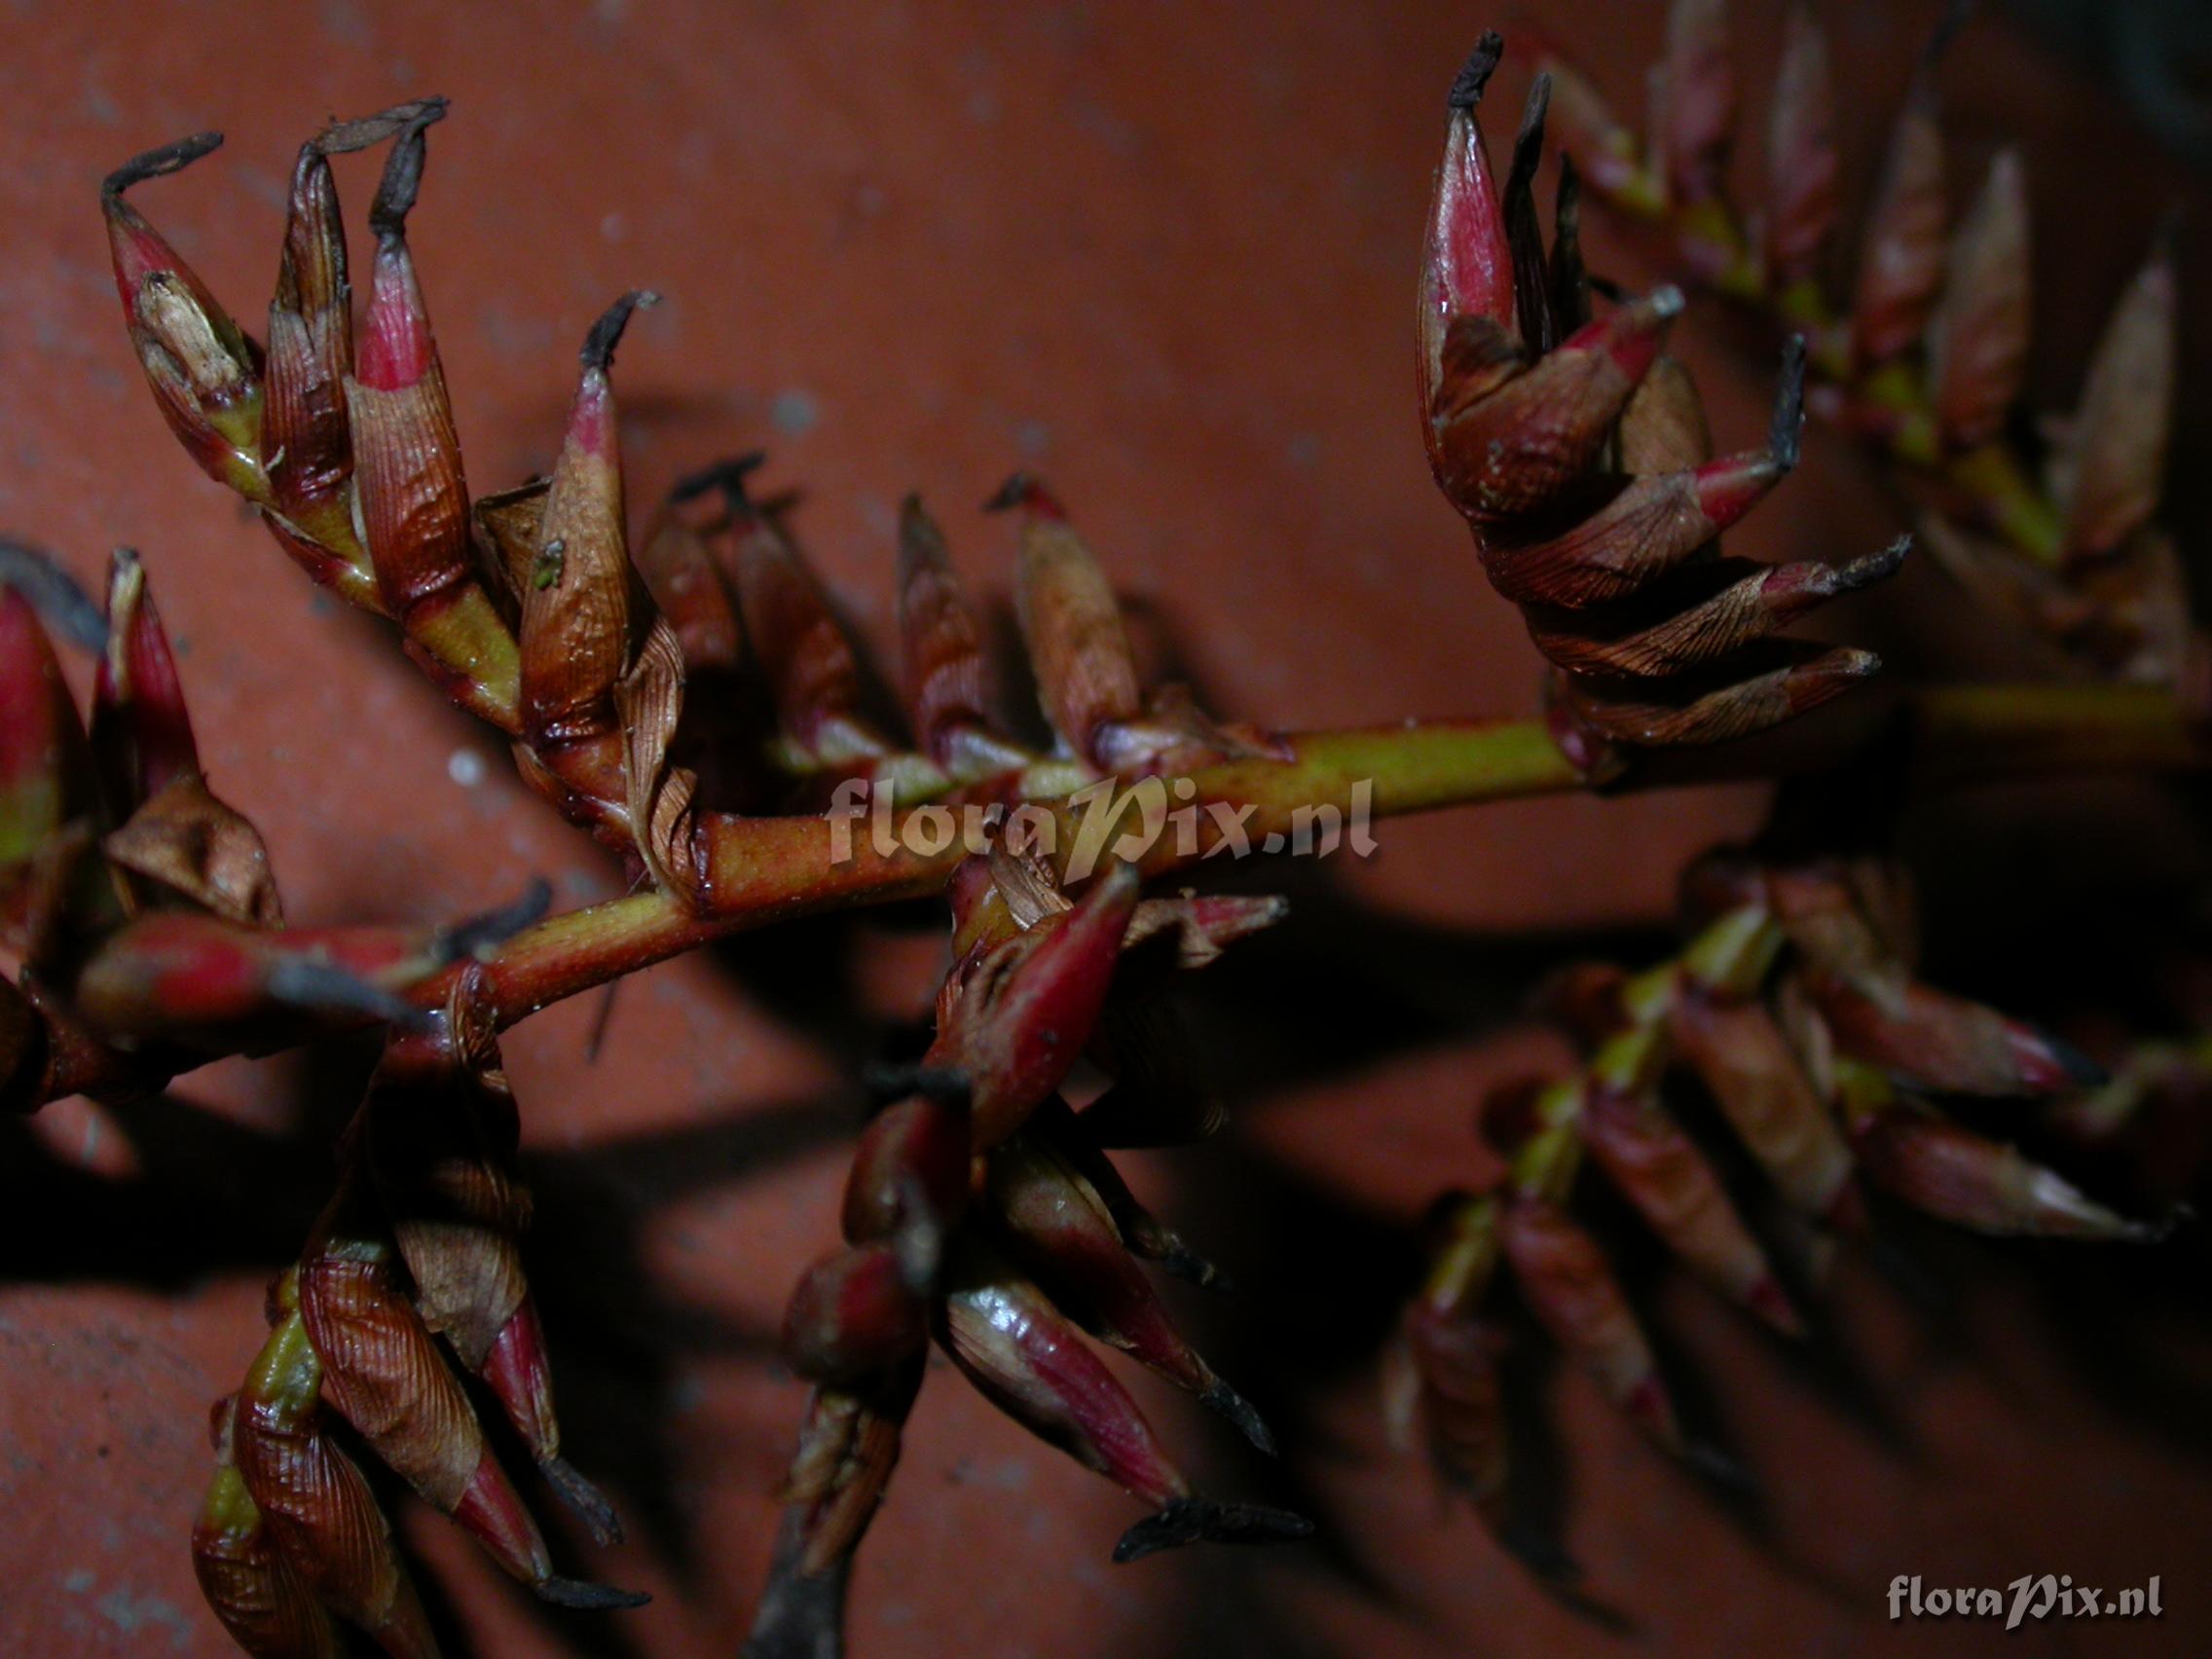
31,682,2207,1110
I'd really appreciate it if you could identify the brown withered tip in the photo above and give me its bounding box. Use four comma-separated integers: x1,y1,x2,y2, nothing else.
581,289,661,372
1112,1497,1314,1563
535,1576,652,1611
1770,336,1810,470
317,95,450,157
368,100,446,239
0,539,107,652
1828,534,1913,595
101,129,223,203
1447,31,1505,111
430,876,554,964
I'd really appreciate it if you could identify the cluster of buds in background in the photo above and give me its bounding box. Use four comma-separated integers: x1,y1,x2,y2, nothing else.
1389,833,2171,1575
1530,0,2193,690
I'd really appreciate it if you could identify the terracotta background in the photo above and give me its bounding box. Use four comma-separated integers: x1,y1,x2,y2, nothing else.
3,1,2209,1655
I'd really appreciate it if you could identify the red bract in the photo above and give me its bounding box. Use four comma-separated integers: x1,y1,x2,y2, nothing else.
1419,38,1899,768
1500,1195,1682,1452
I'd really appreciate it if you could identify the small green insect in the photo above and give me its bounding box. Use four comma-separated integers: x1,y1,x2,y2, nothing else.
533,538,566,590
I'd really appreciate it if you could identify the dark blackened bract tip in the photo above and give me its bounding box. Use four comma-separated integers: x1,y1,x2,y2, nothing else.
2143,1201,2194,1243
1504,71,1556,353
317,95,450,157
103,130,224,204
983,470,1040,513
1158,1243,1235,1293
1512,73,1553,169
541,1455,625,1548
263,958,434,1032
1770,336,1809,470
1199,1381,1276,1456
1112,1497,1314,1563
1499,1519,1583,1584
0,540,109,653
2045,1031,2108,1089
860,1060,973,1110
432,876,555,964
671,451,768,513
1685,1439,1759,1494
534,1576,652,1611
368,101,445,240
581,289,661,373
1550,151,1591,335
1447,31,1506,111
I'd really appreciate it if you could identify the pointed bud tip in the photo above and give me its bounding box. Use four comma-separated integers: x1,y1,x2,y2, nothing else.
984,470,1044,513
1745,1274,1809,1339
102,131,224,204
1199,1382,1276,1456
2025,1028,2107,1091
1447,31,1506,111
1810,646,1882,682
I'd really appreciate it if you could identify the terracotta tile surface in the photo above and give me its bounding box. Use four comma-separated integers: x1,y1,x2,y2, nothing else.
2,3,2207,1655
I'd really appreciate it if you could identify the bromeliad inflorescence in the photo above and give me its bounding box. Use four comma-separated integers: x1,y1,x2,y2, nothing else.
0,11,2195,1658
